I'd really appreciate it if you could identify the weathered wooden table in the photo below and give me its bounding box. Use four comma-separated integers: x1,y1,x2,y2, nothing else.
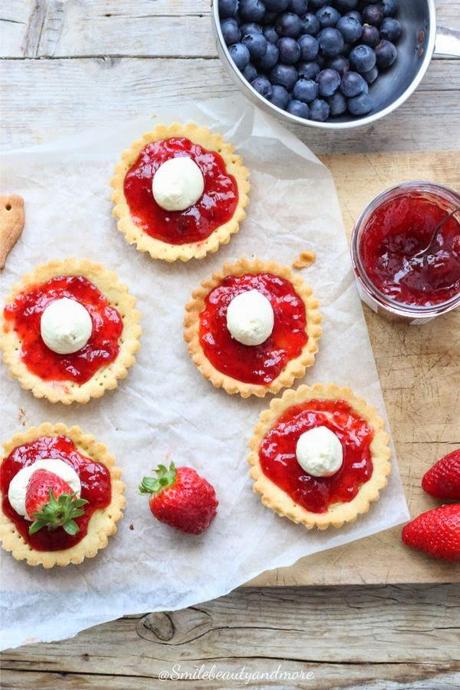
1,2,459,688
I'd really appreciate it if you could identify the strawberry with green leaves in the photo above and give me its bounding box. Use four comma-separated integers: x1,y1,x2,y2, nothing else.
139,463,218,535
25,469,88,536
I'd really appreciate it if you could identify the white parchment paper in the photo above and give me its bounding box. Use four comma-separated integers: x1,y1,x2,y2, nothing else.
0,97,408,650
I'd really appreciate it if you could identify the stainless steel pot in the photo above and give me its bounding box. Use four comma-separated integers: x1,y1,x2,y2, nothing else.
211,1,460,130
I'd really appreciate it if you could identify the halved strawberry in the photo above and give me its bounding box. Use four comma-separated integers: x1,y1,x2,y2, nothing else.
422,450,460,500
402,504,460,562
25,469,88,536
139,463,218,535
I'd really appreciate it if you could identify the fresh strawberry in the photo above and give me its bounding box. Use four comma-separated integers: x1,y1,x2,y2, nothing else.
139,463,218,535
422,450,460,500
402,504,460,562
25,469,88,536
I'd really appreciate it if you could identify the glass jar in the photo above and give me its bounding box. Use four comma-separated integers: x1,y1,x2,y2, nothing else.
350,181,460,324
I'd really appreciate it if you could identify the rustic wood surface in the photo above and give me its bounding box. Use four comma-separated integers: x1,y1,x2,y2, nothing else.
1,1,459,688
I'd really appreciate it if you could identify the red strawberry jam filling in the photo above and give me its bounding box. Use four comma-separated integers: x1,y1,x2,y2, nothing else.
3,275,123,384
259,399,374,513
199,273,308,385
359,192,460,307
0,435,111,551
123,137,239,245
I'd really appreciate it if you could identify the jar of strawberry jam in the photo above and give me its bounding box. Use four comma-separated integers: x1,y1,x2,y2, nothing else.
351,182,460,324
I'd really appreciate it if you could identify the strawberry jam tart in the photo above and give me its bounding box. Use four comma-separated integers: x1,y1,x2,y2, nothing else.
352,183,460,322
0,423,125,567
248,384,391,529
0,259,141,404
111,123,250,262
184,258,322,397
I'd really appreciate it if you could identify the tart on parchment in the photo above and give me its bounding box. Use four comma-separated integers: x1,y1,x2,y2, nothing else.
0,423,125,568
111,122,250,262
184,258,322,398
0,259,141,404
248,384,392,529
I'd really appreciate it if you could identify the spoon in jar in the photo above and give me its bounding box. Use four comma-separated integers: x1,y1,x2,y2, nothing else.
412,206,460,260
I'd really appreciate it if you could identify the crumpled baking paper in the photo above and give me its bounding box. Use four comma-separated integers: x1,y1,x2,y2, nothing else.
0,97,409,650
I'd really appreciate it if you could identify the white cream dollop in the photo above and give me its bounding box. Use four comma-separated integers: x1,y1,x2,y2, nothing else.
40,297,92,355
226,289,275,346
296,426,343,477
8,459,81,520
152,156,205,211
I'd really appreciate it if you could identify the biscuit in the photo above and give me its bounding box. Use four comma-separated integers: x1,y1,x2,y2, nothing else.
0,195,25,269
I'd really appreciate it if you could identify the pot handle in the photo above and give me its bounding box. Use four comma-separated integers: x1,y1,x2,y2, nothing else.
435,26,460,57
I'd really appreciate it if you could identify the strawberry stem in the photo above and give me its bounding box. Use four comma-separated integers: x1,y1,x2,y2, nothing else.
29,489,88,535
139,462,177,496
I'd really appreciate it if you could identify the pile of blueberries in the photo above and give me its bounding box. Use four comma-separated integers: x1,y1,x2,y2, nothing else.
218,0,402,122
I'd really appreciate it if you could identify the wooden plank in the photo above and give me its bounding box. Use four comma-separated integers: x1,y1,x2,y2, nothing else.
2,585,459,688
0,58,459,154
2,0,459,58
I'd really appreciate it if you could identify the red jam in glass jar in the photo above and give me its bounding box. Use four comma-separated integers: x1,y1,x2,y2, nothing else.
352,183,460,322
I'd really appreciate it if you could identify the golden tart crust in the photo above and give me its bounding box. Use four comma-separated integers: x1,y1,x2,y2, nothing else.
0,423,125,568
0,258,142,404
248,383,392,529
184,258,322,398
111,122,250,262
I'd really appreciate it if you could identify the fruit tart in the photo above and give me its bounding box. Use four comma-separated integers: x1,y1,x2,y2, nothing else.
1,259,141,404
248,384,391,528
184,258,321,397
0,423,125,567
111,122,250,262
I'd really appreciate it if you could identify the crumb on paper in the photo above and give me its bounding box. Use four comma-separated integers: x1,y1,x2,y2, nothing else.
18,407,27,427
0,195,25,269
292,250,316,270
129,523,135,531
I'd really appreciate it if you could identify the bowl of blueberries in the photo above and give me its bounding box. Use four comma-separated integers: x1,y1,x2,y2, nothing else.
213,0,437,128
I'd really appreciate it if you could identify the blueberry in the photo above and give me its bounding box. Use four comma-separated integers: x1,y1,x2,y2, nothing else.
242,31,268,59
336,16,362,43
287,99,310,118
380,18,402,43
298,61,321,79
318,27,345,57
264,0,289,10
349,44,376,72
276,12,303,37
335,0,359,10
298,34,319,61
301,13,320,36
251,75,273,97
363,65,379,84
243,62,258,81
270,63,298,90
289,0,308,14
375,39,397,69
382,0,398,17
240,22,263,35
317,68,341,97
239,0,266,22
362,4,384,27
269,84,290,108
328,55,350,75
293,77,318,102
340,70,368,97
229,42,251,69
347,93,373,115
310,98,330,121
218,0,239,19
263,26,279,43
316,6,340,28
346,10,362,22
257,41,280,70
278,36,301,64
329,91,347,116
221,18,241,45
361,24,380,48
